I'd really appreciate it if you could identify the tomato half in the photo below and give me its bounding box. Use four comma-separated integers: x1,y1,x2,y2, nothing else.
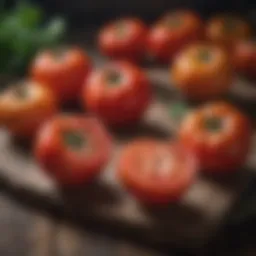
98,18,147,62
171,44,233,100
83,61,152,127
147,10,203,63
30,47,92,103
34,115,112,185
118,139,197,204
206,15,251,49
0,80,58,138
233,39,256,79
179,102,252,174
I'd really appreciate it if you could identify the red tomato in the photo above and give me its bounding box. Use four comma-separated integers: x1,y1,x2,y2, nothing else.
0,80,58,138
30,47,92,103
83,61,152,127
118,139,197,204
233,39,256,79
98,18,147,62
179,102,252,174
206,15,251,50
34,115,112,185
147,10,203,63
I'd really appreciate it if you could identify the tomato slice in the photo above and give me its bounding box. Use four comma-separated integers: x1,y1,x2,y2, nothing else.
34,115,112,185
118,139,197,204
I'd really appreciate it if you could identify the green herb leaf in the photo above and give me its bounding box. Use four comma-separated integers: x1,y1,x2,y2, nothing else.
169,101,189,123
38,17,66,47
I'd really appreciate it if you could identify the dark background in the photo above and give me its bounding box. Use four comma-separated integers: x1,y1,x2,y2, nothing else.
22,0,256,24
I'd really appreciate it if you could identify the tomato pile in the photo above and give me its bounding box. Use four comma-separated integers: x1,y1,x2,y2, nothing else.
0,10,254,205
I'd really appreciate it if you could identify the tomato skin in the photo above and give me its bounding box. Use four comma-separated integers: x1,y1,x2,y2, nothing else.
147,11,203,63
171,44,233,100
118,139,197,204
83,61,152,127
206,15,251,50
99,18,148,62
30,47,92,103
233,40,256,79
179,102,252,174
0,80,58,138
34,115,112,185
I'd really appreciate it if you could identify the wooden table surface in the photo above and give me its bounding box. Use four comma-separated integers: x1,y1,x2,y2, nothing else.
0,189,168,256
1,185,256,256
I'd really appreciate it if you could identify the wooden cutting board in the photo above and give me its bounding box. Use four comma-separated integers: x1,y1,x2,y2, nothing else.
0,51,256,250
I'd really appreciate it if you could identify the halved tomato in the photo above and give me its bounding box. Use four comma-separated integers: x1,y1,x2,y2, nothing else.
118,139,197,204
34,115,112,185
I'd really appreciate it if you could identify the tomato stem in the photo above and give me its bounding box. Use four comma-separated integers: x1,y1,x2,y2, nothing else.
165,15,182,28
115,22,127,38
198,49,211,62
106,70,122,85
52,47,67,60
205,117,222,132
63,131,86,150
223,18,237,33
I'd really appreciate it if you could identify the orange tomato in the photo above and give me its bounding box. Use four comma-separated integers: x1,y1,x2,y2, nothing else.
34,115,112,185
83,61,152,127
98,18,148,62
30,47,92,103
171,44,233,100
206,15,251,49
233,39,256,79
0,80,58,138
179,102,252,174
147,10,203,63
118,139,198,204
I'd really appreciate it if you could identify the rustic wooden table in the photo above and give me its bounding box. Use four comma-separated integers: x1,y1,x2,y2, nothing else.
0,189,168,256
0,184,256,256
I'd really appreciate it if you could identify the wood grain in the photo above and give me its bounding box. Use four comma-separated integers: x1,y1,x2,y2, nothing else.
0,51,255,250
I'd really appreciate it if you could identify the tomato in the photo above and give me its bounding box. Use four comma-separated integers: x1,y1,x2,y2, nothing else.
30,47,92,103
233,39,256,79
34,115,112,185
118,139,197,204
83,61,152,127
171,44,233,100
179,102,252,174
147,10,203,63
98,18,147,62
206,15,251,50
0,80,58,138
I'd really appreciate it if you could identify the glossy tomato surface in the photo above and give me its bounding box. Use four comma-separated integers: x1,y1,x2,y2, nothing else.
83,61,152,127
233,39,256,78
206,15,251,49
99,18,147,62
0,80,58,138
171,44,233,100
34,115,112,185
30,47,92,103
118,139,197,204
147,10,203,63
179,102,252,174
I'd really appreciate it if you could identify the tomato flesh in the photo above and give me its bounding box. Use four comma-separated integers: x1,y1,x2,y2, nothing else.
118,139,197,204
